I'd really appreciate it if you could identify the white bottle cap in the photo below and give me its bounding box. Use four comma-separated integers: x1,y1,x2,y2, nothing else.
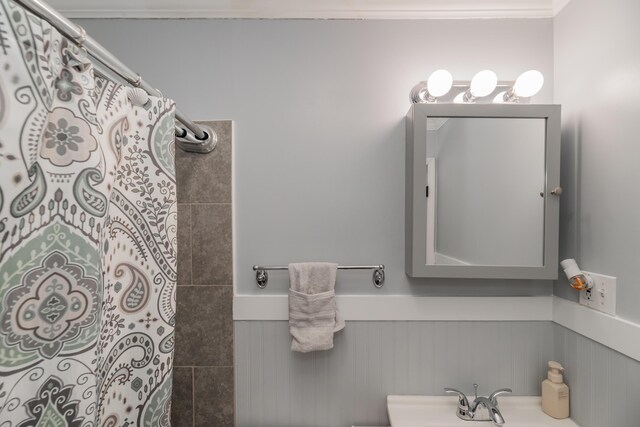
548,361,564,383
560,259,582,280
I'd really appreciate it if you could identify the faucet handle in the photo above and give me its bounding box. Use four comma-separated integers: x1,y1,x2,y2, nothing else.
489,388,512,404
444,388,470,411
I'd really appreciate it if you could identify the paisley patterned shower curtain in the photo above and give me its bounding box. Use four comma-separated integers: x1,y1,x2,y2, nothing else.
0,1,178,425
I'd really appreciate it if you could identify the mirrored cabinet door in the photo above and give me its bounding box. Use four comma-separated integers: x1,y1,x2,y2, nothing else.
405,104,561,279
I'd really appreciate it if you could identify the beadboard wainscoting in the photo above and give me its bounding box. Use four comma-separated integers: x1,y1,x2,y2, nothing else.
553,324,640,427
235,320,554,427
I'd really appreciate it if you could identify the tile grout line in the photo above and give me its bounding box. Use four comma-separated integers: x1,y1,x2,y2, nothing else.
173,365,235,368
191,366,195,427
176,285,233,287
187,202,232,205
232,321,237,426
189,203,193,286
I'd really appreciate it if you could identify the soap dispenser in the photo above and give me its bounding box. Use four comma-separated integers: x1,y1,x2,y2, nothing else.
541,361,569,419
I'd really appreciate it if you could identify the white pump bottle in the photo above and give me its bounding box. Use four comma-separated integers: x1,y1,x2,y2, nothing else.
541,361,569,419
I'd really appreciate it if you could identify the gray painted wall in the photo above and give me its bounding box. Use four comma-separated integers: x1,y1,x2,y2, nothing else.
434,118,545,266
77,18,554,296
553,324,640,427
553,0,640,322
236,321,554,427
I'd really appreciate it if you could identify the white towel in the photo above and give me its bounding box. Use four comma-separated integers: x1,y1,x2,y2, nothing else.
288,262,345,353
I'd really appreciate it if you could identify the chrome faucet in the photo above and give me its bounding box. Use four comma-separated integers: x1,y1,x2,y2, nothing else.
444,384,512,426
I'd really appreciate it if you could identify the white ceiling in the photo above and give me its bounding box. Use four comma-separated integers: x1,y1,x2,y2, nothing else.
49,0,572,19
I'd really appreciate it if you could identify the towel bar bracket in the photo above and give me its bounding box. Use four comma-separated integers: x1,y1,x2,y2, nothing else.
256,269,269,289
252,265,385,288
372,268,385,288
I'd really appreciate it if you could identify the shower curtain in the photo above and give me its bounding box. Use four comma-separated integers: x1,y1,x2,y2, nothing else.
0,1,178,425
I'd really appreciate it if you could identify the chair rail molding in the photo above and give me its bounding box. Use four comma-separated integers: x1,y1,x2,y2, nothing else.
552,296,640,362
234,295,640,362
233,295,553,321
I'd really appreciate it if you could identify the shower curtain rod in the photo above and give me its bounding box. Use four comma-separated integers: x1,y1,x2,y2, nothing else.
11,0,217,153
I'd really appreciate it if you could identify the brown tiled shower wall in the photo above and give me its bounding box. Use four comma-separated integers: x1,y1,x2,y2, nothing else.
172,121,234,427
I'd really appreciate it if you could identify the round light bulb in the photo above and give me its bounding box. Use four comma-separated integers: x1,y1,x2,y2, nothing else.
470,70,498,98
426,69,453,98
513,70,544,98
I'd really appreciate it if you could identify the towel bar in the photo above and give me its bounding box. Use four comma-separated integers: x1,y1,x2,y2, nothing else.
252,265,385,289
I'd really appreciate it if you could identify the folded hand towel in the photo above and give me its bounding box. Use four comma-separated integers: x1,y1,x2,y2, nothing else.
288,262,345,352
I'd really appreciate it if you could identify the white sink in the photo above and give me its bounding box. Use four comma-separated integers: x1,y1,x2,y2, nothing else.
387,396,579,427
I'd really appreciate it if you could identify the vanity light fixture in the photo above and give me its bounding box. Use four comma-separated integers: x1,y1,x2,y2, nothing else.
410,69,544,104
560,259,594,291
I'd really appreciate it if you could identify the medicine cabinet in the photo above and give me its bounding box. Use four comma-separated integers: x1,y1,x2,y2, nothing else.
405,104,561,279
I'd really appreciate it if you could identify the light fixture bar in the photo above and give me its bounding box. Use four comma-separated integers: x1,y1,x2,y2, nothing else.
410,70,544,104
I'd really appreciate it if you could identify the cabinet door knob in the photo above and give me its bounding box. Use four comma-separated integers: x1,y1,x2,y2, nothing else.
551,187,563,196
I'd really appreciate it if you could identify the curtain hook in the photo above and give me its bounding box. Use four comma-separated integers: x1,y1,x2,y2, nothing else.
73,25,87,46
130,73,142,87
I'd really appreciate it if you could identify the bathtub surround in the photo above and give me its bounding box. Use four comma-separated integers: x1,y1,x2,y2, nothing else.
172,121,234,427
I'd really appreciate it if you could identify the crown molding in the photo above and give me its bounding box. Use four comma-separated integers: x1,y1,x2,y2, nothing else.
552,0,572,15
48,0,567,19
